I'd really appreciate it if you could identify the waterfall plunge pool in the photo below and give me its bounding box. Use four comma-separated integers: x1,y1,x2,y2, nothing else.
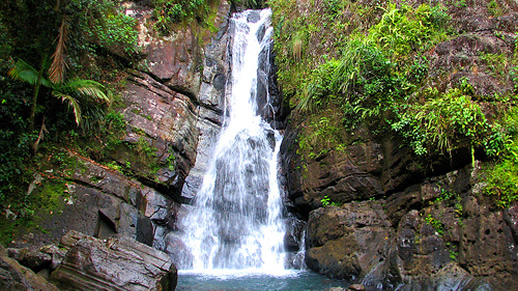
176,270,350,291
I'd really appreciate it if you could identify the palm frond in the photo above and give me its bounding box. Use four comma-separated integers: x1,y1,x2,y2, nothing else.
8,59,51,87
48,17,69,84
65,79,110,104
53,91,81,125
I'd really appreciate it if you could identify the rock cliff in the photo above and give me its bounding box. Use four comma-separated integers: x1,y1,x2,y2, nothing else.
277,0,518,289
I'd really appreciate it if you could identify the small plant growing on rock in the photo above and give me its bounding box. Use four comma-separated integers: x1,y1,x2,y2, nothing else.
321,196,331,207
320,195,340,207
424,214,444,235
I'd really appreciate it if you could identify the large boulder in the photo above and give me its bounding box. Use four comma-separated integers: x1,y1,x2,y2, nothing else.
50,230,177,291
305,202,399,288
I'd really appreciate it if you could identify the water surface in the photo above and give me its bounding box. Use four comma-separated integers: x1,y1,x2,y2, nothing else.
176,271,349,291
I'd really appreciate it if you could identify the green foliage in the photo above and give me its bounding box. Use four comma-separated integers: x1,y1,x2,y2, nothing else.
483,107,518,208
105,110,127,132
291,2,451,131
166,148,176,171
297,109,347,161
30,179,67,215
424,214,444,235
271,0,518,211
479,53,511,79
484,157,518,208
0,14,12,69
321,195,340,207
8,58,110,129
435,188,456,203
135,137,157,159
449,248,458,261
152,0,213,34
368,3,450,60
391,88,494,157
487,0,504,17
68,0,138,48
106,161,123,172
270,0,362,104
452,0,467,8
231,0,266,9
91,13,140,55
431,188,463,223
0,131,36,208
321,195,331,207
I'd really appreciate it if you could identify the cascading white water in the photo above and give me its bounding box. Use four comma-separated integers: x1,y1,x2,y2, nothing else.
179,9,286,274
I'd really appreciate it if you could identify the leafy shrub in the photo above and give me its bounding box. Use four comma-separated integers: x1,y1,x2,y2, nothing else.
369,3,450,60
321,195,341,207
301,3,450,124
391,88,494,158
297,110,346,161
483,107,518,208
0,130,36,210
92,14,140,55
304,39,409,129
484,156,518,208
152,0,212,34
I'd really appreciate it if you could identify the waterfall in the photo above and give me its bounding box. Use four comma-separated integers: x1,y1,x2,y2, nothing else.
178,8,286,274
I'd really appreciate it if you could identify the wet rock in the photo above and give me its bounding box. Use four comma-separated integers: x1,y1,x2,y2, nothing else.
142,29,202,97
247,11,261,23
397,262,494,290
164,232,193,269
284,251,306,269
305,202,398,286
256,39,285,127
281,128,385,218
284,216,306,252
9,154,180,253
503,204,518,242
0,245,59,290
396,210,451,278
180,3,230,201
50,231,177,291
458,198,518,286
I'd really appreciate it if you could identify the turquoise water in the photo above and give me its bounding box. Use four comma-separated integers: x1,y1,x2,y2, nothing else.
176,270,349,291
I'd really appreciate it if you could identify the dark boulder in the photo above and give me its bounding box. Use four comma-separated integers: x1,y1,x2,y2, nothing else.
50,230,177,291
